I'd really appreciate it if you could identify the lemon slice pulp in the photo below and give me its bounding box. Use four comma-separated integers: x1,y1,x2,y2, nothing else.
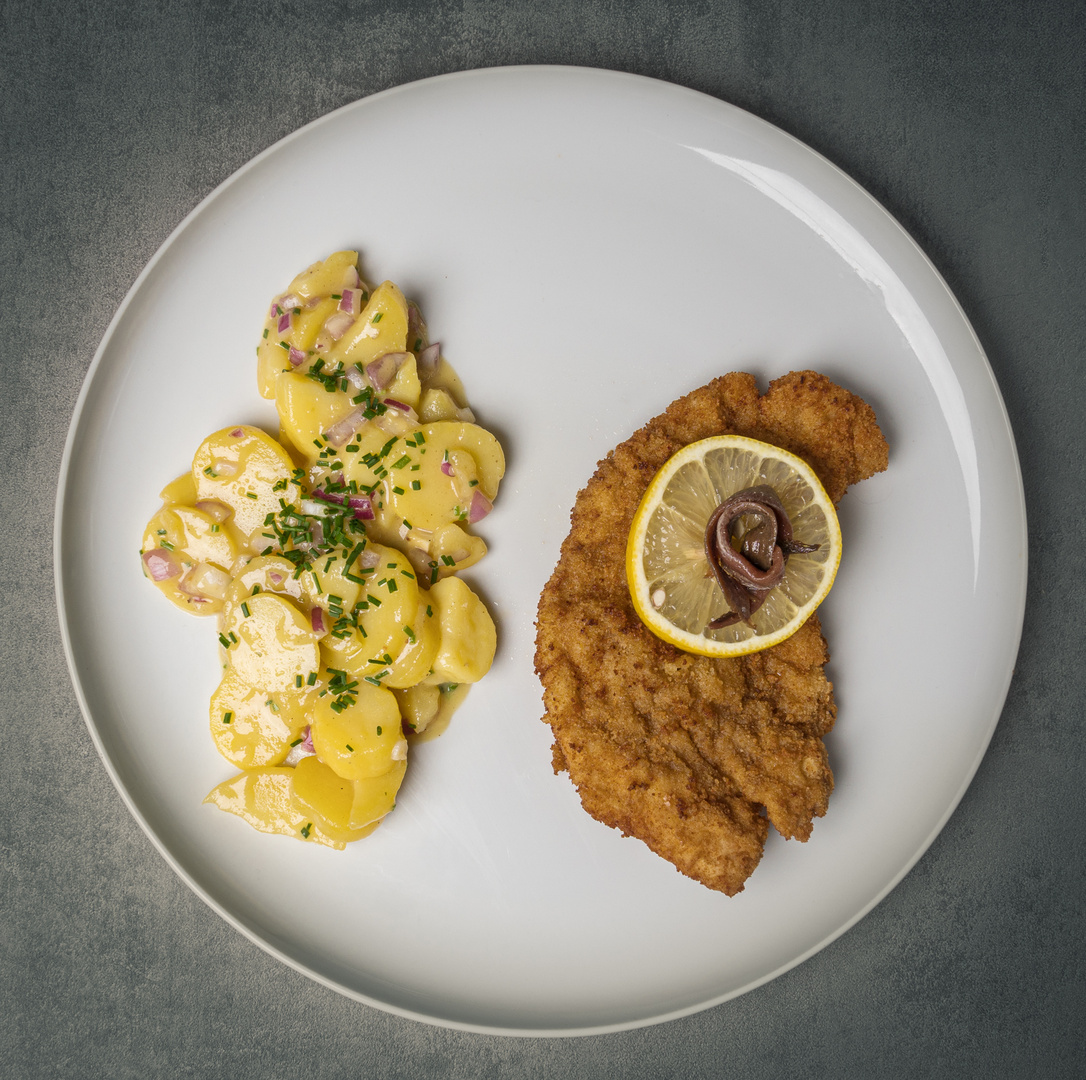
626,435,842,657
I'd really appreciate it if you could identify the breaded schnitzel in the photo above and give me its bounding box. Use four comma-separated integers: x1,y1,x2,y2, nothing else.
534,371,888,895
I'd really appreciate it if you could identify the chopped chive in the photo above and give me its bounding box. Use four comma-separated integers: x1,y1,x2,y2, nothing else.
372,312,383,323
222,711,233,724
240,602,251,618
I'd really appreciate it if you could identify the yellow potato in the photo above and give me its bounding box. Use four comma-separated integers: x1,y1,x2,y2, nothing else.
223,592,321,692
159,471,197,505
394,683,441,734
289,756,380,843
275,370,356,463
384,353,421,413
204,767,343,848
381,421,504,534
428,522,487,578
429,576,497,684
289,296,339,352
209,668,314,768
141,506,236,615
326,281,409,369
287,250,360,301
192,425,295,543
320,543,421,679
349,760,406,829
310,678,404,781
368,598,438,689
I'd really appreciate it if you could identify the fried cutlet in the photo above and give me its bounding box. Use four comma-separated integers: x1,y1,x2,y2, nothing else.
534,371,888,895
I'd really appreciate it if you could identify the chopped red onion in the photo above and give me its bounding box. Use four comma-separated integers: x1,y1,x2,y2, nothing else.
268,571,284,585
301,726,314,753
183,562,231,600
344,365,365,391
277,311,291,334
288,346,306,367
347,495,375,520
323,406,368,447
357,547,382,569
467,490,493,524
382,398,417,420
230,428,245,439
323,311,355,341
417,342,440,375
440,460,454,477
343,266,360,289
338,289,362,316
142,548,180,581
194,500,230,522
366,352,409,389
312,488,375,521
311,607,327,635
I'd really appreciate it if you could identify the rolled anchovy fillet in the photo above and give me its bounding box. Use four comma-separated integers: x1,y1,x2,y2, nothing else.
704,485,819,629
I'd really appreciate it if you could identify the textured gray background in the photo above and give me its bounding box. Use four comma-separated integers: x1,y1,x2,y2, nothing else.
3,0,1084,1076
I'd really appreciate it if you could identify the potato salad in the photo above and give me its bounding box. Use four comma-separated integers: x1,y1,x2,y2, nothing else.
140,251,503,848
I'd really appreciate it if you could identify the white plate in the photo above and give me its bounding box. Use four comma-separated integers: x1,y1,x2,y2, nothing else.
55,67,1026,1035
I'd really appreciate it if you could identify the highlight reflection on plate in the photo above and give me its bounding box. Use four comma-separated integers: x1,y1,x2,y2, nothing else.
55,66,1025,1035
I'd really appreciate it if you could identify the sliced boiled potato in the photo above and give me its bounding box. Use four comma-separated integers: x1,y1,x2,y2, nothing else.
141,507,235,615
275,370,357,463
204,767,343,848
383,353,421,413
289,756,381,843
326,281,409,370
349,761,406,829
224,592,320,692
428,576,497,684
395,683,441,734
209,668,315,768
287,250,360,301
159,471,197,505
192,425,295,543
310,679,404,781
381,601,440,689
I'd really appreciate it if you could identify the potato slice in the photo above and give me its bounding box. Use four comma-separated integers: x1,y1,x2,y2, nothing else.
429,576,497,684
289,756,381,843
325,280,409,370
204,767,343,848
141,506,236,615
381,421,504,532
287,250,360,301
209,668,315,768
192,425,295,543
310,679,404,781
349,761,406,830
224,592,320,692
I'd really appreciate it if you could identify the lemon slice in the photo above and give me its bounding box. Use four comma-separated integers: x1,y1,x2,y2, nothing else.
626,435,842,657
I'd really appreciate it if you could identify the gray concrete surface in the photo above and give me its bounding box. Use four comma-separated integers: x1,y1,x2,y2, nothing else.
3,1,1084,1076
